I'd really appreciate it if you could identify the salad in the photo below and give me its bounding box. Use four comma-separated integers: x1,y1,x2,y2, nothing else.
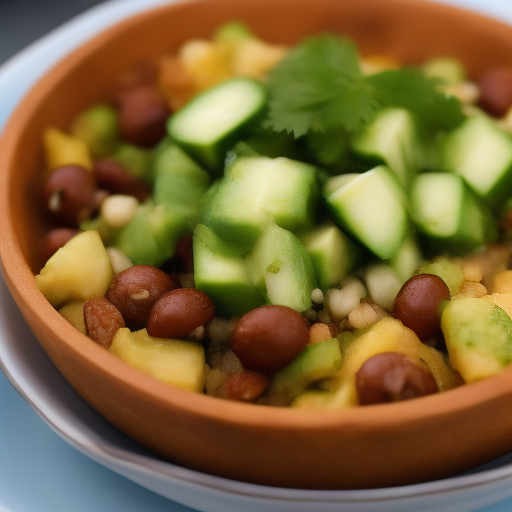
35,21,512,408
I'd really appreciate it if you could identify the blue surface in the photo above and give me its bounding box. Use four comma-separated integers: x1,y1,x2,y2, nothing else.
1,1,512,511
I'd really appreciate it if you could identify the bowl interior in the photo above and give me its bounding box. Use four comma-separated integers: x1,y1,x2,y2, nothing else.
2,0,512,490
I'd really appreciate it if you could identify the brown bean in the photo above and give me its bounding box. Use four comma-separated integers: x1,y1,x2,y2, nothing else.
84,297,125,349
118,84,170,148
355,352,438,405
106,265,177,328
215,371,269,402
39,228,81,265
42,165,96,225
147,288,215,338
232,305,310,374
392,274,450,341
93,159,150,202
478,67,512,117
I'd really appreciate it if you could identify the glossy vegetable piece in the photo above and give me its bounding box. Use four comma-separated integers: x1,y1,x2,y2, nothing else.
44,127,93,170
324,165,410,259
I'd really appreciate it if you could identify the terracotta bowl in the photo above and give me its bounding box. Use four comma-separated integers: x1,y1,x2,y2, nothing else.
1,0,512,491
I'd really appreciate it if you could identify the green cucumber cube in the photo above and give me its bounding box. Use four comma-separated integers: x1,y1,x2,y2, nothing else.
300,223,363,289
245,223,317,312
441,115,512,208
267,338,342,406
352,108,421,189
411,172,498,255
193,224,264,318
324,165,411,260
168,78,267,173
387,233,425,283
200,156,319,254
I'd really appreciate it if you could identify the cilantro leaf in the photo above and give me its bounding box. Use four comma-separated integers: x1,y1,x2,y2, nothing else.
366,69,465,131
266,35,465,138
266,35,376,137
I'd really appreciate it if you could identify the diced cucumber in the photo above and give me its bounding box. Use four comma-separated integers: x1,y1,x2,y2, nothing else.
152,140,211,210
193,224,264,318
111,143,153,184
115,203,188,266
70,104,119,158
245,223,317,312
441,115,512,208
324,165,410,260
352,108,421,188
300,223,364,289
267,338,342,406
410,172,498,255
200,156,319,254
167,78,267,173
387,233,425,283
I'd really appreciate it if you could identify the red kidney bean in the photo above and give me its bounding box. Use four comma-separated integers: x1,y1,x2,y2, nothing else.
106,265,177,328
173,235,194,273
231,305,310,374
355,352,439,405
39,228,81,265
118,84,170,148
215,371,269,402
147,288,215,338
42,165,96,225
478,67,512,117
93,159,150,202
392,274,450,341
84,297,125,349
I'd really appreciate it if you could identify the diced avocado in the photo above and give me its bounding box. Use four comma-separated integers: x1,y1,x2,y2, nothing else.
111,143,153,184
352,108,421,189
80,216,120,246
324,165,411,259
422,58,466,85
200,156,319,254
70,104,119,158
267,338,342,406
214,21,255,43
115,203,188,267
168,78,267,173
300,223,363,289
110,328,206,392
410,172,498,255
245,223,317,312
291,386,353,409
441,115,512,209
193,224,264,318
387,233,425,283
58,300,86,335
152,139,211,210
35,231,113,307
441,298,512,382
414,256,464,295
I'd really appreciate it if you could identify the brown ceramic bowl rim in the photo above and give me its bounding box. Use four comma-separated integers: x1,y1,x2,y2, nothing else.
1,0,512,434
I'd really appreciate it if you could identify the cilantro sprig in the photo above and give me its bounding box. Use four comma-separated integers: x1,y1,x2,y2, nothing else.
266,35,465,138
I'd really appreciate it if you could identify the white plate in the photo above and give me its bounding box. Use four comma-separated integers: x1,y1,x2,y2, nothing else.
1,1,512,511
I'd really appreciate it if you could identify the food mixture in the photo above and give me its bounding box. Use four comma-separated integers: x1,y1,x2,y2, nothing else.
35,22,512,407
